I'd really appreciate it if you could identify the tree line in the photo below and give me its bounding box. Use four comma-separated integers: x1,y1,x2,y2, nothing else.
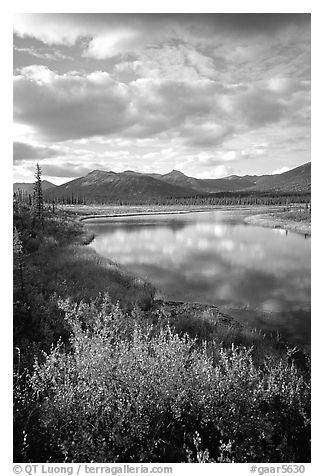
43,191,311,207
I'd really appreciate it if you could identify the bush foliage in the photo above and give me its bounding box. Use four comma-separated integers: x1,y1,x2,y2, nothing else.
14,295,310,463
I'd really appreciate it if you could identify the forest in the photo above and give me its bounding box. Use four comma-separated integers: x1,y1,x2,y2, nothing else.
14,188,311,207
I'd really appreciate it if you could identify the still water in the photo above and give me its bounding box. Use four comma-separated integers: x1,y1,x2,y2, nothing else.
86,210,311,347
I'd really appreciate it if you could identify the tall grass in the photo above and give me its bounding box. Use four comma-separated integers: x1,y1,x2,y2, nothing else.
13,205,155,367
272,208,311,222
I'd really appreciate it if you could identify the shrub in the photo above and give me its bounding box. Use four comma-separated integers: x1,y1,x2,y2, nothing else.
14,295,310,463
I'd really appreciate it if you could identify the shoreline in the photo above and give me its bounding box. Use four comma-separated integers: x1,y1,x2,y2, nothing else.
244,213,311,236
77,204,280,222
79,209,205,221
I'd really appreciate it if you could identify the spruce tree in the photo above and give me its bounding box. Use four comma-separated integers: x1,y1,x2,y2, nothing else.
34,163,44,226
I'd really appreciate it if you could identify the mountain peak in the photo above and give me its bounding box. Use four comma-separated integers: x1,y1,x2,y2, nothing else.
164,169,186,178
123,170,140,175
86,170,117,177
87,169,105,176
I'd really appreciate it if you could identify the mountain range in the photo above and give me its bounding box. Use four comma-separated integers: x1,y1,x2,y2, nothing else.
14,162,311,202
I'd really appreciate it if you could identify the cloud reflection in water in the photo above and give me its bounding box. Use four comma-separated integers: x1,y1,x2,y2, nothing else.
88,210,310,346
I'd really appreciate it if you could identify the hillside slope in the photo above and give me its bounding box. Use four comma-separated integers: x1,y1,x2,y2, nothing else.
251,163,311,192
13,180,56,194
44,170,198,202
148,163,310,194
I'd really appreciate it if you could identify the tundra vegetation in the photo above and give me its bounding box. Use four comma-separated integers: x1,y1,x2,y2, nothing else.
13,169,310,463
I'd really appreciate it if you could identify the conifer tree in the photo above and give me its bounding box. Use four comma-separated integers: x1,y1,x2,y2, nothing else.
34,163,44,226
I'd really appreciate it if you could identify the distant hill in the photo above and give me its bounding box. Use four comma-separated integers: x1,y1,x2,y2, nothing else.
13,180,57,194
198,175,257,193
44,170,197,202
148,170,205,192
147,163,310,194
250,162,311,192
146,170,257,193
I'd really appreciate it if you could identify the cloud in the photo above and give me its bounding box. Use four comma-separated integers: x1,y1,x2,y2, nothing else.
272,166,290,175
13,141,61,164
14,14,172,56
14,67,229,143
13,45,71,62
85,29,141,59
126,78,229,139
14,63,310,163
182,123,234,149
113,45,218,82
14,14,310,57
14,67,133,141
195,164,236,179
14,13,89,46
241,145,268,161
37,163,93,178
13,14,310,180
231,87,286,127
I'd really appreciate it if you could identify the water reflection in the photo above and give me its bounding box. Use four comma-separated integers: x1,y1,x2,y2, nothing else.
87,210,311,347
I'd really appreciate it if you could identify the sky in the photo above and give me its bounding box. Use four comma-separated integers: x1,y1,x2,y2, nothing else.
13,13,311,184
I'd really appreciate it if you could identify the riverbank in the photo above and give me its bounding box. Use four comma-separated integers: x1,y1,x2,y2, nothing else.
61,203,215,217
60,203,274,221
245,209,311,236
13,204,311,463
80,209,203,221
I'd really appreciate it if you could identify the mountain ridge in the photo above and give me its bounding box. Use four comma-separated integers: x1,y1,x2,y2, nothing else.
13,180,57,194
15,162,310,203
44,170,197,202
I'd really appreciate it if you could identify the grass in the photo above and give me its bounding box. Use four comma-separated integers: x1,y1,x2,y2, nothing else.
270,206,311,223
13,202,311,463
13,205,155,366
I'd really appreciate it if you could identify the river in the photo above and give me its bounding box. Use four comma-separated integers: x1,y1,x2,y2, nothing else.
85,209,311,347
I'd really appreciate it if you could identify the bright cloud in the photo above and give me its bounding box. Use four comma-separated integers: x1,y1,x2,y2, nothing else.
272,166,290,175
13,14,311,181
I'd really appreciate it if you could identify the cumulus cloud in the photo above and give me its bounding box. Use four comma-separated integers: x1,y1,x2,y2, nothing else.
14,67,133,141
113,45,218,82
13,14,310,180
14,13,90,46
182,123,234,149
14,64,309,149
230,87,286,127
38,163,93,178
195,165,236,179
272,166,290,175
13,141,62,164
14,67,230,143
